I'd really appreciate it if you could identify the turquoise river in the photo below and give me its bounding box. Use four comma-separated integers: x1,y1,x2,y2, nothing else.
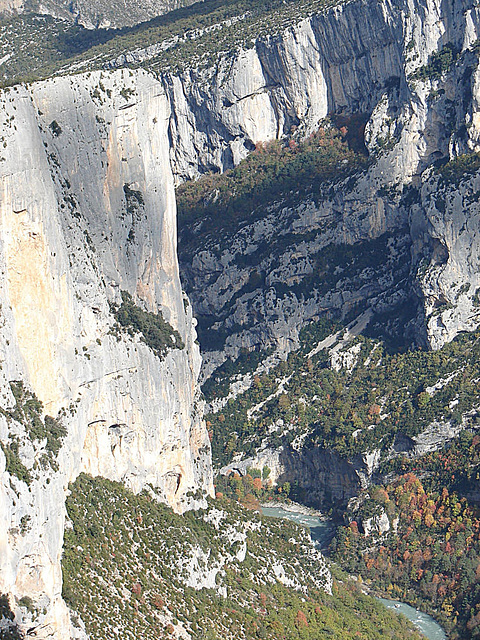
262,505,448,640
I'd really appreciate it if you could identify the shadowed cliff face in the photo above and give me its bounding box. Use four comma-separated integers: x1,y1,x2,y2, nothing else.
160,0,478,182
1,0,480,637
174,0,480,374
170,0,480,514
221,445,368,509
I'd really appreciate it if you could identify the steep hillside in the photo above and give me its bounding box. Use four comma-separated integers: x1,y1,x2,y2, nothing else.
167,0,480,485
60,473,424,640
175,0,480,368
2,0,480,638
331,430,480,639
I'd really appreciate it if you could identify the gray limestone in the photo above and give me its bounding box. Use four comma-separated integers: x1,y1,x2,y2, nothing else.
3,0,480,636
0,69,213,639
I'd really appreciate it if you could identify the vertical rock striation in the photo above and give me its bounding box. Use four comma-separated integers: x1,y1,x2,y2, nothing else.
0,69,212,638
2,0,480,636
171,0,480,359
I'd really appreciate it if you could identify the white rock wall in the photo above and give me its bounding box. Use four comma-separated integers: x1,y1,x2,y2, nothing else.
0,69,213,639
2,0,480,636
173,0,480,353
164,0,407,182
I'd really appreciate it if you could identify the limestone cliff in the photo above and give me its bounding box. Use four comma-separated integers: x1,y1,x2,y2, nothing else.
0,69,213,638
172,0,480,369
157,0,476,180
3,0,480,635
167,0,480,499
163,0,404,182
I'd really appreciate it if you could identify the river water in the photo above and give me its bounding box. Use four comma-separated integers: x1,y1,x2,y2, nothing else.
262,504,447,640
261,504,334,548
378,598,447,640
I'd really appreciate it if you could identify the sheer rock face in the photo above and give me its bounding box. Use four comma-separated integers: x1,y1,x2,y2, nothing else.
2,0,480,637
410,171,480,350
163,0,406,183
0,69,212,638
163,0,480,183
220,446,370,508
173,0,480,362
0,0,22,13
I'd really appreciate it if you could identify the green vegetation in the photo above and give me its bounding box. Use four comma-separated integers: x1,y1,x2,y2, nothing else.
62,473,424,640
202,348,274,402
215,465,295,509
0,440,32,485
18,595,36,616
109,291,184,359
208,316,480,469
177,123,367,242
412,42,459,81
48,120,62,136
0,0,346,85
0,594,23,640
123,184,144,215
332,430,480,638
123,185,145,242
436,152,480,185
0,381,67,482
8,381,67,458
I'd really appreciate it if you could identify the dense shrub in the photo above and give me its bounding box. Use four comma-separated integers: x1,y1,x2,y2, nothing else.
110,291,184,359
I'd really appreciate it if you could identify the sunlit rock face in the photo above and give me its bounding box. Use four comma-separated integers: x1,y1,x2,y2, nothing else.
173,0,480,364
0,69,212,639
2,0,480,637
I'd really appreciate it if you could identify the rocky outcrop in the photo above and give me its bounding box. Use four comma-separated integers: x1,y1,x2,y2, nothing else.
3,0,480,636
410,166,480,348
173,0,480,370
0,0,22,13
161,0,479,182
0,69,213,639
362,509,391,538
164,0,405,182
221,446,377,509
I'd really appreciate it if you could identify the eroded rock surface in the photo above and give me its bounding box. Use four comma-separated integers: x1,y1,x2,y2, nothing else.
175,0,480,370
0,69,213,638
3,0,480,636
